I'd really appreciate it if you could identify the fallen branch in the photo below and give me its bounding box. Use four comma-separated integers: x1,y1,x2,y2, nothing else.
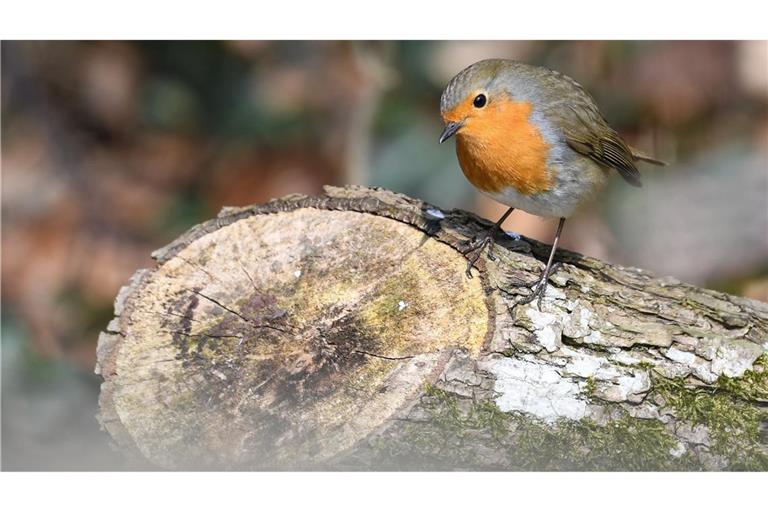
96,186,768,470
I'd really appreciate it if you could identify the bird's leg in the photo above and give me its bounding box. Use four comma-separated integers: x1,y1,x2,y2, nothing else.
462,207,514,278
513,217,566,309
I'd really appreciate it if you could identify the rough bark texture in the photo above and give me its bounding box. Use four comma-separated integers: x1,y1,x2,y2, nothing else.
96,185,768,470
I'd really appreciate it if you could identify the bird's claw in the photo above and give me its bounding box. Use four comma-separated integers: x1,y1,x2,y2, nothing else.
503,261,563,311
513,278,548,310
461,234,495,279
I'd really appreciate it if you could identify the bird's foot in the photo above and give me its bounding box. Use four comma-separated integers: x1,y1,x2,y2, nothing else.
503,262,563,310
461,231,498,278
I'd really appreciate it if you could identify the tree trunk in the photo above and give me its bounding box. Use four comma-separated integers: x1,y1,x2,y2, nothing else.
96,185,768,470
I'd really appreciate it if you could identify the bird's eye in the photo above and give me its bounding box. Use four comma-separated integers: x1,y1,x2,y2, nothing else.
473,94,487,108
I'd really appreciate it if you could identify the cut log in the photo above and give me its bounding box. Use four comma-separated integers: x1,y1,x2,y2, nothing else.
96,185,768,470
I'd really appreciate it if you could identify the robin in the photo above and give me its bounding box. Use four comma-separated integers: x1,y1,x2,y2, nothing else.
439,58,665,307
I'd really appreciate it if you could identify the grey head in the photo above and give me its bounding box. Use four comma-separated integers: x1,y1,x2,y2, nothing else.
439,59,552,117
438,58,603,145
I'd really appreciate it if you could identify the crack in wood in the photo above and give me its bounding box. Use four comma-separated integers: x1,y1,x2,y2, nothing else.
351,349,416,361
187,288,293,334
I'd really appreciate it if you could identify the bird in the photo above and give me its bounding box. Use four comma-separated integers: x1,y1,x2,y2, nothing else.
438,58,665,308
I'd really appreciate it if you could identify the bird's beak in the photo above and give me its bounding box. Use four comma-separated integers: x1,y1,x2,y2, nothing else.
439,121,463,144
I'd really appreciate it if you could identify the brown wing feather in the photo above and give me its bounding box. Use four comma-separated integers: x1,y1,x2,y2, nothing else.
564,104,643,187
528,65,665,186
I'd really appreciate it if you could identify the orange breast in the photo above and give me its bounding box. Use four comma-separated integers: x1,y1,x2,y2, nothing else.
454,100,551,195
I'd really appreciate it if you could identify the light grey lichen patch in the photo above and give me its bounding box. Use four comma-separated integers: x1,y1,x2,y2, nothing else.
560,346,619,380
609,351,642,366
538,345,653,404
665,346,696,366
681,360,717,384
709,339,764,378
651,359,694,380
478,355,588,423
583,330,609,345
565,352,607,378
662,338,763,383
693,337,722,360
594,371,651,403
524,308,563,353
670,441,687,458
561,301,594,339
543,286,567,301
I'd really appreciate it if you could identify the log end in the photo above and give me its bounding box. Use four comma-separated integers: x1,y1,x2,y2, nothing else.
99,207,489,469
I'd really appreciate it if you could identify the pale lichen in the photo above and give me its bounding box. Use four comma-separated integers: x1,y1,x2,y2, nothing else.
479,355,588,422
665,346,696,365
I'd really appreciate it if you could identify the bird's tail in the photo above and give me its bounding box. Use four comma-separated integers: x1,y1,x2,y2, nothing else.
630,145,667,166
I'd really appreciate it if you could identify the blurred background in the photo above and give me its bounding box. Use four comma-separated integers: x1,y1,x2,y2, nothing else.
2,40,767,469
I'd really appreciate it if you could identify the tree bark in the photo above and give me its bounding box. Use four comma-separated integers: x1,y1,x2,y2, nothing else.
96,185,768,470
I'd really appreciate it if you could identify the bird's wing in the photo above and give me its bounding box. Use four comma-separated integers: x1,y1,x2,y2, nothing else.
527,65,665,185
563,104,644,187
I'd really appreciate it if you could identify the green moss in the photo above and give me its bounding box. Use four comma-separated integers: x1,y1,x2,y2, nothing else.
584,376,597,396
420,384,507,440
637,360,655,370
373,384,512,468
511,412,695,471
374,357,768,470
375,384,696,470
651,365,768,471
715,354,768,402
